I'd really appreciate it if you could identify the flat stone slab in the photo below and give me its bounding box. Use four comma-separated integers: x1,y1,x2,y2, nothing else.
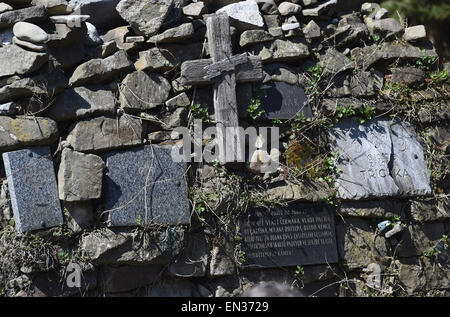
259,81,311,120
238,204,338,268
103,145,190,227
329,117,432,200
3,147,63,233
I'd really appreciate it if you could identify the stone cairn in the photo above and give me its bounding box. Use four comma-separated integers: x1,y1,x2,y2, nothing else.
0,0,448,297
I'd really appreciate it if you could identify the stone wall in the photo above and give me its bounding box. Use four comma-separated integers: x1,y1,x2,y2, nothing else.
0,0,448,297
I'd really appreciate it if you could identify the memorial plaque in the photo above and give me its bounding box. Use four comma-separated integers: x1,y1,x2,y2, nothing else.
260,82,312,120
103,145,190,227
3,147,63,233
329,117,432,200
238,204,338,268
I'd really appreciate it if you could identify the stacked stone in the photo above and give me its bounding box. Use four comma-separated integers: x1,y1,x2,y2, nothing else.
0,0,448,298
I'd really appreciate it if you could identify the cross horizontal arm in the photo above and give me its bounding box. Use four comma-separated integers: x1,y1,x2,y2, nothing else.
203,53,249,80
180,56,263,85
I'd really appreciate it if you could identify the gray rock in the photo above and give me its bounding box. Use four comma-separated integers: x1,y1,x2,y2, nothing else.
165,92,190,109
403,25,426,42
13,22,48,43
324,14,369,48
46,86,116,121
169,233,207,277
31,0,72,15
0,5,47,29
81,227,184,264
264,63,298,85
361,2,380,15
239,29,273,47
0,67,67,103
336,217,389,270
68,0,123,29
263,14,280,28
374,7,388,20
67,115,143,153
320,47,354,75
329,117,432,200
85,21,102,46
161,107,188,129
209,245,235,277
410,198,450,222
390,67,425,85
0,3,13,14
253,38,309,62
119,71,171,112
278,2,302,16
366,17,404,39
217,0,264,30
46,23,88,69
116,0,174,37
147,22,194,44
349,70,375,97
102,145,190,227
0,44,48,78
303,20,321,39
63,200,94,233
3,147,63,233
134,48,176,72
266,180,331,202
148,131,174,143
58,148,105,201
69,50,133,87
12,37,46,52
339,200,405,219
0,116,58,152
182,1,207,17
100,26,141,53
255,0,277,14
351,42,438,70
302,0,337,16
94,40,118,58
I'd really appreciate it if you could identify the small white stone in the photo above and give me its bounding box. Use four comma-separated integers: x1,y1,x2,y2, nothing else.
374,8,388,20
403,25,426,42
13,37,47,52
13,22,48,44
278,2,302,16
282,23,300,31
0,2,13,14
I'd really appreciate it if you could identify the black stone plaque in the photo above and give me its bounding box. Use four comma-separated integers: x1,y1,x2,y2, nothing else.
238,204,338,268
259,82,311,120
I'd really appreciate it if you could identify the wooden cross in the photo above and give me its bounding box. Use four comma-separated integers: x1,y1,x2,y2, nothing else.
180,14,263,163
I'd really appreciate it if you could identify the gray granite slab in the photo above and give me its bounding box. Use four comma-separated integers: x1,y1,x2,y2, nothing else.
103,145,190,227
329,117,432,200
238,203,338,268
2,147,63,233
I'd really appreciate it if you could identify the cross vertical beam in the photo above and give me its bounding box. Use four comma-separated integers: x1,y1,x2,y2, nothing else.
206,14,242,163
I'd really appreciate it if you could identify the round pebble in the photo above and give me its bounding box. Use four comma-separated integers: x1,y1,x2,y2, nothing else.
13,22,48,44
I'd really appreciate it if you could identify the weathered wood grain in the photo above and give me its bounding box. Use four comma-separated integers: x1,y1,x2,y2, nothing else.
180,56,263,85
